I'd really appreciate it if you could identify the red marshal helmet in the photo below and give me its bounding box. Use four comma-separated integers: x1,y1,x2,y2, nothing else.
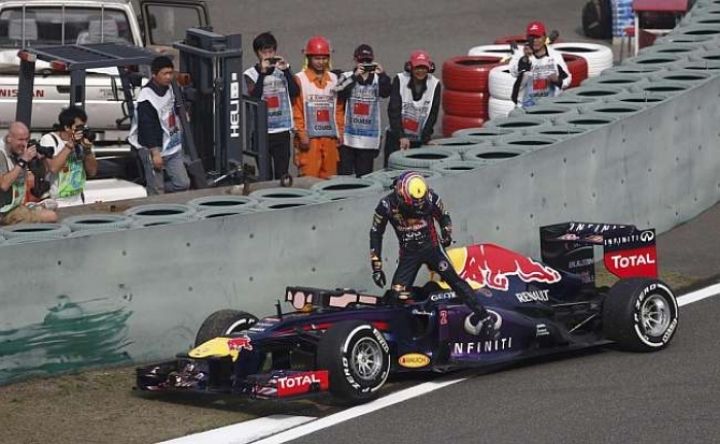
526,21,547,38
304,35,331,56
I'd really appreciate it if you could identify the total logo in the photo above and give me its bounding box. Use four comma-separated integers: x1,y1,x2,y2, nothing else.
276,370,329,397
398,353,430,368
609,253,655,268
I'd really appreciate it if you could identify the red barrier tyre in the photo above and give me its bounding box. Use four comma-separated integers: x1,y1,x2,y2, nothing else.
442,56,503,92
442,89,489,118
442,114,486,137
563,54,589,88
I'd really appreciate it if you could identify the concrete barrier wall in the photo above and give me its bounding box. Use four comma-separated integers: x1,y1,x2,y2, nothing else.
2,24,720,384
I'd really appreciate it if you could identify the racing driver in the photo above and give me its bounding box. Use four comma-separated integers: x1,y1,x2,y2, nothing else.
369,171,495,331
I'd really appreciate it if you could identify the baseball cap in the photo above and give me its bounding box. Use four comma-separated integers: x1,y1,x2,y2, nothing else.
526,21,546,38
354,44,374,62
409,50,432,69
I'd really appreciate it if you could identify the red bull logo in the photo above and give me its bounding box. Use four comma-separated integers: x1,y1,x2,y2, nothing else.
227,335,253,352
458,244,561,291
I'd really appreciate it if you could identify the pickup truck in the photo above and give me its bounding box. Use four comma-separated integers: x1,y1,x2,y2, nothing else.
0,0,209,143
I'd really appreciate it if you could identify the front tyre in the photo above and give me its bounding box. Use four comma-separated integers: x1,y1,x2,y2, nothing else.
317,320,391,403
603,278,678,352
194,309,258,346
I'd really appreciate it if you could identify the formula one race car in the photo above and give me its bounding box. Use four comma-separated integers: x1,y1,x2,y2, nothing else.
137,221,679,403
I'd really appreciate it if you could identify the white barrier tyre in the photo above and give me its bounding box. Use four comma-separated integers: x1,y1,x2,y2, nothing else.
130,217,192,228
508,104,575,119
388,147,461,170
488,64,514,101
551,42,614,77
603,278,678,352
195,309,258,347
639,42,705,56
484,115,550,131
581,73,646,88
255,198,324,211
68,227,128,238
197,207,256,219
467,44,515,58
310,177,383,200
0,222,71,239
317,320,391,403
630,80,692,97
654,69,714,84
362,169,441,189
462,145,530,162
187,195,258,210
62,214,133,232
124,203,197,220
488,97,516,120
430,159,488,174
427,137,492,155
249,187,319,201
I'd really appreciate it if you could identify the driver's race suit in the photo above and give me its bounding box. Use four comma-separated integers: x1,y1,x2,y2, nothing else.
369,190,487,316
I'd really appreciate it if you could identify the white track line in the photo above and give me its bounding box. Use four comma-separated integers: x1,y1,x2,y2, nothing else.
160,283,720,444
251,374,470,444
677,283,720,307
157,415,315,444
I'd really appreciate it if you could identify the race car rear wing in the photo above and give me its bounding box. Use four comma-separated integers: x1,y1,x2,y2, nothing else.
540,222,658,286
285,287,380,311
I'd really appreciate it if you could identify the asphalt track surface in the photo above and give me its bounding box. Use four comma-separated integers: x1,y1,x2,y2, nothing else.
165,1,719,442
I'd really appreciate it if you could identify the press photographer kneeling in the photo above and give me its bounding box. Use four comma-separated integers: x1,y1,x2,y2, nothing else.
40,107,98,207
0,122,58,225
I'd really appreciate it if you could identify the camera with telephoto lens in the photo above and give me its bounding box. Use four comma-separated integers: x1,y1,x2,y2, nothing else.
27,139,55,159
77,126,97,143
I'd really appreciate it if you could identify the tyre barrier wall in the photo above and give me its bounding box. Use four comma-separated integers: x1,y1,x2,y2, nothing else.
3,7,720,384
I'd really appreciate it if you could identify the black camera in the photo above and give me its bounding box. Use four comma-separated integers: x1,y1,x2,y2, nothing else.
27,139,55,159
78,126,97,143
361,63,377,71
267,57,281,65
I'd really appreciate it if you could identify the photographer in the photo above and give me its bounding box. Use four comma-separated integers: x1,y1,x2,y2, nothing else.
40,106,98,207
0,122,57,224
336,44,391,177
509,21,571,109
244,32,299,180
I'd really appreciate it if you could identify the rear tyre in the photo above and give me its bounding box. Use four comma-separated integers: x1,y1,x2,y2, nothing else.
317,320,391,403
194,309,258,346
603,278,678,352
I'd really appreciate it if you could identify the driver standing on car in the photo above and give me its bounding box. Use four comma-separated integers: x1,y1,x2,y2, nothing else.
369,171,495,332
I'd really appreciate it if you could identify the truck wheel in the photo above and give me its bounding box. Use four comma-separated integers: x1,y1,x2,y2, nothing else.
603,278,678,352
194,309,258,346
317,320,391,403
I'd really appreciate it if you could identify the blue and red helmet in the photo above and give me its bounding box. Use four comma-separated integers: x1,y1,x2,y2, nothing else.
395,171,429,210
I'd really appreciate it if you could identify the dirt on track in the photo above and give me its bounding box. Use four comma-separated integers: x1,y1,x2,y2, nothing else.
0,365,341,444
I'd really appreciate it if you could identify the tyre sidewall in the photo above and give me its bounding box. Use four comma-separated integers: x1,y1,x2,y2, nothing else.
631,281,679,349
340,325,391,396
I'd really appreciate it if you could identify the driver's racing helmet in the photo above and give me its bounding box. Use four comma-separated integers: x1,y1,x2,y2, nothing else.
395,171,429,211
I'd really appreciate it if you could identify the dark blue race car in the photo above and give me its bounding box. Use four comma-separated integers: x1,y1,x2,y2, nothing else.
137,221,679,403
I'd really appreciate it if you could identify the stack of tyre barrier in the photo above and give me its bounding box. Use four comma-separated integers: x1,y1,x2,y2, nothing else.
441,55,504,136
468,42,602,121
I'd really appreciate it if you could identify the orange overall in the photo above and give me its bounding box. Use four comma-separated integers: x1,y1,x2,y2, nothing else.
292,69,344,178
